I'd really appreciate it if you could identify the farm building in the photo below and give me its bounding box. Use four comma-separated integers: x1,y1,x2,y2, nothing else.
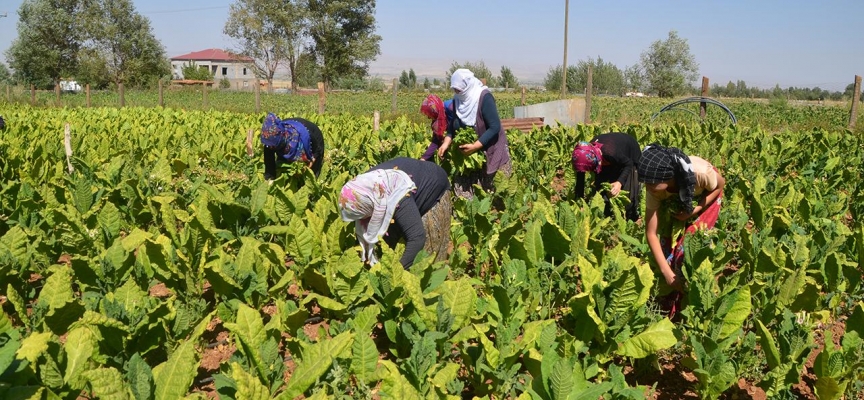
170,49,256,90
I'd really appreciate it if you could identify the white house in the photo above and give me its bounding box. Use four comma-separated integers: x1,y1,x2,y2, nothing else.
170,49,255,90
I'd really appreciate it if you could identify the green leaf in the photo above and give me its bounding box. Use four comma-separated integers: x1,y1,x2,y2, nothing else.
616,318,677,358
152,339,199,400
82,367,133,400
550,358,574,400
349,305,379,334
39,265,75,312
230,362,270,400
16,332,52,364
716,285,751,340
224,304,268,383
126,353,154,400
377,360,422,400
430,362,460,389
440,278,476,329
64,326,98,389
301,293,347,312
281,332,354,399
755,320,781,370
98,202,122,240
351,334,378,384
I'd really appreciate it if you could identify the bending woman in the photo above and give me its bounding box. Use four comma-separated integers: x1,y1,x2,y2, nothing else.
339,157,451,268
572,132,641,221
638,144,725,299
260,113,325,179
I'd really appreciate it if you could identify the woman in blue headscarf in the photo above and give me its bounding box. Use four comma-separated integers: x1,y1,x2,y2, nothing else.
260,113,325,179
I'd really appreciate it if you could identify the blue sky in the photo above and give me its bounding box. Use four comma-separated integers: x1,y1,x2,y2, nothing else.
0,0,861,90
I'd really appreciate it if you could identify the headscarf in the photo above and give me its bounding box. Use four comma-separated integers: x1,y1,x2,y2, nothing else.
421,95,447,139
339,169,416,265
450,69,487,126
571,141,604,173
638,143,697,213
260,113,313,162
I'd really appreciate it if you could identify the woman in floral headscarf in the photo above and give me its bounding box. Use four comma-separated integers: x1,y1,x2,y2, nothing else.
572,133,642,221
260,113,325,179
339,157,451,268
436,68,512,197
419,94,455,161
638,144,725,317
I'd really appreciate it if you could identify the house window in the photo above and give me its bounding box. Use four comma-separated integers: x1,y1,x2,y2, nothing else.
211,65,217,74
243,81,248,87
243,68,247,76
222,67,228,75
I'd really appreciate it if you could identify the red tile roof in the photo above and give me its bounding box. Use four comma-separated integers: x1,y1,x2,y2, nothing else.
171,48,253,62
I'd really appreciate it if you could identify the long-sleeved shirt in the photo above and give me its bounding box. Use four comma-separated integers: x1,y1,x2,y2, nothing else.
370,157,450,267
575,133,641,199
263,117,325,179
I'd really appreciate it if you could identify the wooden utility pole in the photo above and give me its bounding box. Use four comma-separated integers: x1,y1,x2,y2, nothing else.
317,82,325,114
561,0,569,98
585,66,592,124
700,77,710,119
850,75,861,130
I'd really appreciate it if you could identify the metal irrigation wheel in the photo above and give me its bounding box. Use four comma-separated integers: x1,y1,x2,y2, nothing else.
650,96,738,124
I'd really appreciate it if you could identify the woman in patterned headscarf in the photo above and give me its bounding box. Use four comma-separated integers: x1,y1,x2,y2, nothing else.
339,157,451,268
260,113,325,179
638,143,725,316
436,68,512,197
419,94,455,161
572,133,641,221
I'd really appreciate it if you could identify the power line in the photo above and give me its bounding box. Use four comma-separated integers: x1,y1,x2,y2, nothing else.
141,6,229,15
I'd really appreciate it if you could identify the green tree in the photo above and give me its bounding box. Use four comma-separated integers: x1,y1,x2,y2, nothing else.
181,61,213,81
0,63,13,85
81,0,169,88
294,49,321,88
399,70,411,89
307,0,381,87
408,68,417,88
640,30,699,98
74,48,111,89
572,57,623,95
224,0,308,92
543,64,578,93
499,65,518,89
423,77,430,90
6,0,84,88
623,64,644,93
446,61,495,86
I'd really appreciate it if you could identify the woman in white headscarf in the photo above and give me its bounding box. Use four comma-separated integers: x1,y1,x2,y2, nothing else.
436,69,512,197
339,157,451,268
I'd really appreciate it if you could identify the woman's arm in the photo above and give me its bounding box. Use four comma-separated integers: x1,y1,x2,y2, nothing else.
678,170,726,220
574,172,586,200
391,198,426,268
460,95,501,155
646,208,683,290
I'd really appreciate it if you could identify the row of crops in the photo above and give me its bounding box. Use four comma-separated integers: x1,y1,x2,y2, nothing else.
0,99,863,399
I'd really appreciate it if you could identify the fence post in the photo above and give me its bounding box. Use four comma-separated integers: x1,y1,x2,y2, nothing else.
246,128,255,157
30,84,35,105
849,75,861,130
6,85,9,103
55,83,60,106
317,82,325,114
373,111,380,132
521,86,526,106
391,78,397,113
203,83,208,109
255,81,260,113
584,65,593,124
86,84,91,108
119,83,125,107
700,76,710,119
64,123,75,173
158,79,164,108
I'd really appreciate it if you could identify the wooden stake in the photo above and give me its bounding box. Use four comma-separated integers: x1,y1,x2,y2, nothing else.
119,83,125,107
373,111,380,132
584,65,593,124
30,84,35,105
203,83,208,109
317,82,325,114
55,83,60,106
64,123,74,173
255,81,260,113
246,128,255,157
391,78,397,113
521,86,526,106
850,75,861,130
86,84,91,108
158,79,164,108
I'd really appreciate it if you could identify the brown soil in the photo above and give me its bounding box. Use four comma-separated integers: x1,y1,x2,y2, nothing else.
625,357,700,399
148,282,172,298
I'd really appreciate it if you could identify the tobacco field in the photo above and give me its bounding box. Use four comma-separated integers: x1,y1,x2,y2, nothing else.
0,95,863,399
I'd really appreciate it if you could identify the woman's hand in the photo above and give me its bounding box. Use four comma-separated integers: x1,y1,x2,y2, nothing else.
609,181,622,196
673,205,702,221
664,271,685,292
459,140,483,155
437,136,452,159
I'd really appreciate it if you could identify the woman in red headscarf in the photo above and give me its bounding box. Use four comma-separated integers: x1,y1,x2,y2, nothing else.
572,132,642,221
419,94,455,161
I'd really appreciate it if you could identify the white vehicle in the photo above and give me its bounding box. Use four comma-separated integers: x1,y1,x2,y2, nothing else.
60,80,82,93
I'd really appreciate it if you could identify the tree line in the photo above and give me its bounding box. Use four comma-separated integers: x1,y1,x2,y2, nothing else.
2,0,382,91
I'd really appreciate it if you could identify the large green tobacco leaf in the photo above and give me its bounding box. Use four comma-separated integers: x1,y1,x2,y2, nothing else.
376,360,422,400
606,247,653,319
550,358,574,400
97,202,122,241
230,362,270,400
755,320,781,370
152,338,199,399
64,325,98,389
440,278,476,330
15,332,52,364
351,334,379,384
126,353,154,400
616,318,677,358
279,331,354,399
224,304,268,382
81,367,133,400
39,265,75,312
715,285,751,340
0,226,29,269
